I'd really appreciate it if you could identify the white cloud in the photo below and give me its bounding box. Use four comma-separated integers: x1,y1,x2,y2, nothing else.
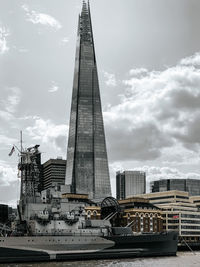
48,81,59,93
0,110,14,122
26,117,68,152
104,52,200,162
2,87,22,114
0,135,17,147
129,67,148,77
103,71,117,87
0,26,10,54
22,5,62,31
0,161,18,187
140,166,200,181
180,52,200,66
0,179,20,206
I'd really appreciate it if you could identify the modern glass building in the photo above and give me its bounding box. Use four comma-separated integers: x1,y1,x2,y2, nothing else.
116,171,146,200
151,179,200,196
65,1,111,199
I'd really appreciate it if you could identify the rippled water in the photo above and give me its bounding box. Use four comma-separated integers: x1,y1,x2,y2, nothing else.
2,252,200,267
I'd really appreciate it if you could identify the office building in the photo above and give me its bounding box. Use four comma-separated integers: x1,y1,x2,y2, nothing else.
190,196,200,208
42,158,66,190
116,171,146,200
65,1,111,199
135,190,200,245
151,179,200,196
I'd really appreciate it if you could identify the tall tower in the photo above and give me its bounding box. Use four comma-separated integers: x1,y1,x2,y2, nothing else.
65,1,111,200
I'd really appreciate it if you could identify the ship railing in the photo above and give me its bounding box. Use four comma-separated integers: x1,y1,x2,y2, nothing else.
35,230,106,237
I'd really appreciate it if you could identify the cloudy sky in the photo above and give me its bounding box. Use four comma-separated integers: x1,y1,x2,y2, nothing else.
1,0,200,206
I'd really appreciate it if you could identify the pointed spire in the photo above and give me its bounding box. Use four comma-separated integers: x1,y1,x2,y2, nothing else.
79,0,92,42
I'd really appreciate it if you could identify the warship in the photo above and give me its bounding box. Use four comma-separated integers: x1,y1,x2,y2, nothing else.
0,144,178,263
0,225,178,263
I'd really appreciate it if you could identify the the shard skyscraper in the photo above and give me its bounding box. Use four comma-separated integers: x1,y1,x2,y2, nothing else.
65,1,111,199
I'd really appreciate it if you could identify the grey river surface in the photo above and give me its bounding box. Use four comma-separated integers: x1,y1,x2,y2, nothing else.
1,252,200,267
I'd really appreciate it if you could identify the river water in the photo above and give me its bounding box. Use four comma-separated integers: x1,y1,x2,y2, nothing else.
1,252,200,267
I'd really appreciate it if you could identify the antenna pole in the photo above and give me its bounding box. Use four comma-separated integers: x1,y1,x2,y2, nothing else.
20,130,23,153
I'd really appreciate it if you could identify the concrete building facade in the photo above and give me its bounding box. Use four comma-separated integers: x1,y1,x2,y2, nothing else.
135,190,200,246
42,158,66,190
116,171,146,200
85,197,163,233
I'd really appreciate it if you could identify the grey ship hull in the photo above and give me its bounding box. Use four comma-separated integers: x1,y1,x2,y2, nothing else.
0,231,178,263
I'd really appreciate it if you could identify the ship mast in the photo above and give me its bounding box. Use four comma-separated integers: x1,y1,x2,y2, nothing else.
17,131,42,219
20,130,23,154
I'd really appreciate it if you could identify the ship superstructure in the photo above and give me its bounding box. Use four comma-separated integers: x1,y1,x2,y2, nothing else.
18,145,42,213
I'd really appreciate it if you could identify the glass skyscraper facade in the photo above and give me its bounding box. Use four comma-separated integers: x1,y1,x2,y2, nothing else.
65,1,111,199
151,179,200,196
116,171,146,200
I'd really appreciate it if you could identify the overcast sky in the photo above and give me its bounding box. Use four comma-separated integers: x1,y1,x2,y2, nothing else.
1,0,200,206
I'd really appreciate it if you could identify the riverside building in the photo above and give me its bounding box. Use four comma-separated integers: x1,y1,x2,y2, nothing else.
135,190,200,246
85,197,163,233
